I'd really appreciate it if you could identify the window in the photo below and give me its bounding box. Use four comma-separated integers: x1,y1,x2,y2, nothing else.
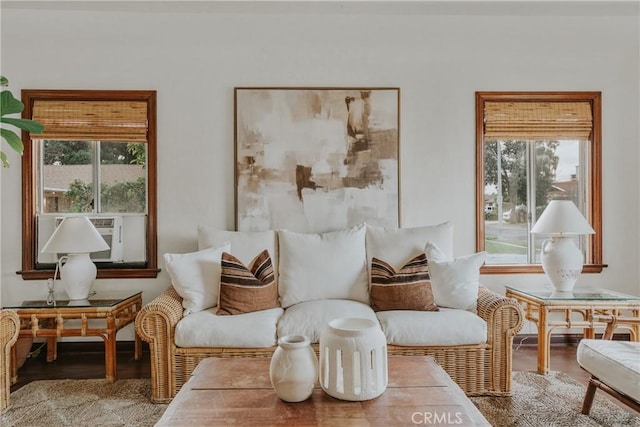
476,92,604,274
20,90,159,279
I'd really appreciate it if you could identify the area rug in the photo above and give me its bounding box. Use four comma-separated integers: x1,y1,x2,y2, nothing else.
1,372,638,426
1,379,166,427
471,371,640,427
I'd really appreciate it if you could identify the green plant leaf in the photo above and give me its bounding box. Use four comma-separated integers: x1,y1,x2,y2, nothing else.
1,117,44,133
0,128,24,153
0,151,9,168
0,76,8,87
0,90,25,116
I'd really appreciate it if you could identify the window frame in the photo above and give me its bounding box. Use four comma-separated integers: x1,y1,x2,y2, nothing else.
475,91,605,274
19,90,159,279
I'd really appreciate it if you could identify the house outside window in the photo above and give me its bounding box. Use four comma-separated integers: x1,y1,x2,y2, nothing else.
476,92,604,274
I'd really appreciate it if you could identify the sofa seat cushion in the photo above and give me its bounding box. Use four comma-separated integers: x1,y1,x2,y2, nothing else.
278,299,378,344
577,339,640,401
376,308,487,346
175,307,284,348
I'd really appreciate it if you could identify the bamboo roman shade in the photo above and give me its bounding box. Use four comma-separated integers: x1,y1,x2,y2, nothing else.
31,100,149,142
484,101,593,140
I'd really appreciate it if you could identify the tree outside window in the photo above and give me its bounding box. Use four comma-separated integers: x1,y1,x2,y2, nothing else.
41,140,147,214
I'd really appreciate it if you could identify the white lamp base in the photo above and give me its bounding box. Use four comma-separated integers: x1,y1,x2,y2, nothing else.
540,237,584,293
59,253,97,300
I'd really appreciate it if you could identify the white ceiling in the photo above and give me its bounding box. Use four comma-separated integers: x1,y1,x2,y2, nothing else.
2,1,638,17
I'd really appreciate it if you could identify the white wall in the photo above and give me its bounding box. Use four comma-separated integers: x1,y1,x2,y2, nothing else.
1,2,639,340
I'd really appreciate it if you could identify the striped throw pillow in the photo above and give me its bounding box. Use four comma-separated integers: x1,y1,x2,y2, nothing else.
370,253,439,312
217,250,279,315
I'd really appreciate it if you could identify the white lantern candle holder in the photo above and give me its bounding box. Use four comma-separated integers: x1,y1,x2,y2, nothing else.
319,317,387,401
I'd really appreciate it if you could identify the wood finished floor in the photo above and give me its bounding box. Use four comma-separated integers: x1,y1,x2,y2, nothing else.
11,342,586,390
10,341,639,416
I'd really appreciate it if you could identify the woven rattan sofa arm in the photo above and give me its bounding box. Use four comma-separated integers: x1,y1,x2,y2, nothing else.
477,286,524,339
135,286,184,403
476,286,524,395
1,310,20,414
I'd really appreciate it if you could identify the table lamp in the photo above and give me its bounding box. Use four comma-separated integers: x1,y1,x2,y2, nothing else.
530,200,595,293
41,216,110,300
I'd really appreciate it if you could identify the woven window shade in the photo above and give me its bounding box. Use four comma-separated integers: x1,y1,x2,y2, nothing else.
484,101,593,140
31,100,148,142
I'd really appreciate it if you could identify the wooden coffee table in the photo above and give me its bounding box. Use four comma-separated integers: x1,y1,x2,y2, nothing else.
156,355,490,426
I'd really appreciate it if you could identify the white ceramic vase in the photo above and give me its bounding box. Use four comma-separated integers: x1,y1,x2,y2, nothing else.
269,334,318,402
60,253,97,300
540,236,584,292
319,317,388,401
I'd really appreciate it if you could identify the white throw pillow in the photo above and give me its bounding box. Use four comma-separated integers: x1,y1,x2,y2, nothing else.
164,242,230,316
197,225,277,269
277,224,369,308
365,222,453,270
424,241,449,262
427,251,486,312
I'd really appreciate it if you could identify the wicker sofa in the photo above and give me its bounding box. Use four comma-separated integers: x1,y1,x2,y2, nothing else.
136,226,523,403
1,310,20,414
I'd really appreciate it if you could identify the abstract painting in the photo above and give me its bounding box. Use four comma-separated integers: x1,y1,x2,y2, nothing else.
235,87,400,233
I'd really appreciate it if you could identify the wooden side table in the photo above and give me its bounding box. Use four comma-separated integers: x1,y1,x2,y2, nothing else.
4,291,142,384
505,286,640,375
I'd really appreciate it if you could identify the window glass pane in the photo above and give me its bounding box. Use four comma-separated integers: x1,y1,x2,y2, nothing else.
532,139,588,263
484,138,588,265
41,140,94,213
99,142,147,213
484,140,528,264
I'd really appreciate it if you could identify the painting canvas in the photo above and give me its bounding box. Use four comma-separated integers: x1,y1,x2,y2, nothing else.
235,87,400,233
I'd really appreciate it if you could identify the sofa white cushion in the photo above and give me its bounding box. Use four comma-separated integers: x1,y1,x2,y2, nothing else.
427,250,486,312
278,299,378,344
424,241,448,261
366,222,453,270
277,224,369,307
577,338,640,401
197,226,278,274
376,308,487,346
175,306,284,348
164,243,231,316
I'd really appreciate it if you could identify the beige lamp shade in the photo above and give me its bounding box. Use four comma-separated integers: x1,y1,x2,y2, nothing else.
531,200,595,235
41,216,110,254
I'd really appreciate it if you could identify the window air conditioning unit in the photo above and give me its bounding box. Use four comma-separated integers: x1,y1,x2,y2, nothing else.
54,216,124,262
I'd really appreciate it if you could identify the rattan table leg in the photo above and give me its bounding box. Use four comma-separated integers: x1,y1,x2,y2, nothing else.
583,309,595,339
134,331,141,361
46,337,57,362
10,344,17,385
537,307,550,375
105,316,117,383
632,309,640,341
134,298,142,361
